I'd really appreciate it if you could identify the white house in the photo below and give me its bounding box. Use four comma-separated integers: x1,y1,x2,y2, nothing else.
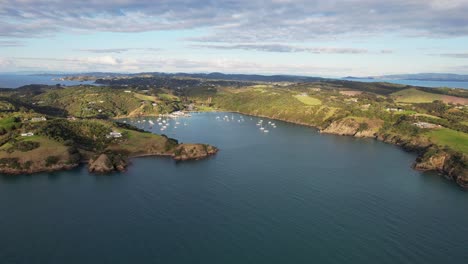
107,131,122,138
21,132,34,137
31,117,46,122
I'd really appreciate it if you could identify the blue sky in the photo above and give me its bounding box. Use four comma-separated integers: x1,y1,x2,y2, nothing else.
1,0,468,76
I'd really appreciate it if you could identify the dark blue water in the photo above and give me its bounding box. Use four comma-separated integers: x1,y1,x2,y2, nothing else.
343,78,468,89
0,74,96,88
1,112,467,264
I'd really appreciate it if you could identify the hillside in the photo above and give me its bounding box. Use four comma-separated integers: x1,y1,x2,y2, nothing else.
0,113,217,174
0,78,467,186
186,83,468,187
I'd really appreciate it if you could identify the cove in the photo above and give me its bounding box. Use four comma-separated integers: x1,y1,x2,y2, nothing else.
0,112,467,264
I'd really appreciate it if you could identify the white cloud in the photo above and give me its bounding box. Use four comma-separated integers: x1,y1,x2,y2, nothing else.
0,55,354,75
0,0,468,41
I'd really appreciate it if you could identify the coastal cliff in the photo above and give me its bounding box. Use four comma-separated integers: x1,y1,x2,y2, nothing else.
320,117,383,138
414,150,468,187
0,118,218,175
320,118,468,187
88,143,218,173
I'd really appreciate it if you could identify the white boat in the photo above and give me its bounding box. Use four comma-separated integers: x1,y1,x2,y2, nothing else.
263,130,269,133
149,120,154,125
260,127,264,130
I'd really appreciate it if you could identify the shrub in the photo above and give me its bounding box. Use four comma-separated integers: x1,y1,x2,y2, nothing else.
358,122,369,132
12,141,40,152
45,156,60,167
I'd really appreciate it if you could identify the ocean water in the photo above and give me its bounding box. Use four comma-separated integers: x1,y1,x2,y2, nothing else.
0,74,96,88
0,112,467,264
1,74,468,89
343,78,468,89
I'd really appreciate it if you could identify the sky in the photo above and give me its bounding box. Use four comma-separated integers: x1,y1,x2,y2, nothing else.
0,0,468,77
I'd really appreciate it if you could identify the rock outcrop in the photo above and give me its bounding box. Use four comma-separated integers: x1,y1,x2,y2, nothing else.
319,117,468,188
321,118,360,136
414,150,468,187
320,118,382,138
172,144,218,161
88,154,127,173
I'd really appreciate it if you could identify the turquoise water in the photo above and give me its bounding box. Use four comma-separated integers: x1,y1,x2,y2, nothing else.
1,112,467,264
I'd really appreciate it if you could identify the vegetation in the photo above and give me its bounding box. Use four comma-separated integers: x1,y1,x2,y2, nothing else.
391,88,443,103
293,94,322,105
0,77,466,183
426,128,468,154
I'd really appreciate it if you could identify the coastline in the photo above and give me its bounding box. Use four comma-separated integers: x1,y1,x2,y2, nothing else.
1,109,465,187
216,109,468,188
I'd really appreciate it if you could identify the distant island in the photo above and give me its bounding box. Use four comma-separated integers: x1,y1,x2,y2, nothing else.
0,73,467,187
345,73,468,82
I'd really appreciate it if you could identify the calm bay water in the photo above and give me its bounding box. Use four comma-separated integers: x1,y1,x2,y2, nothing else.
1,112,467,264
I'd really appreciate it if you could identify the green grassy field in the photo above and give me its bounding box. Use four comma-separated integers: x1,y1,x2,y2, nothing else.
107,129,172,155
293,94,322,106
133,93,158,102
391,88,442,103
426,128,468,154
0,116,18,130
0,135,69,161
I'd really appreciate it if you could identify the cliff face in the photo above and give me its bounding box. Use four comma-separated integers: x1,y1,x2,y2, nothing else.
320,117,382,138
88,154,127,173
87,143,218,173
319,117,468,188
172,144,218,161
321,118,360,136
414,151,468,187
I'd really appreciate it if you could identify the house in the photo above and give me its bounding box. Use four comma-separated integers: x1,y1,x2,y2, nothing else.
386,107,403,112
107,131,122,138
124,90,132,93
152,103,157,106
21,132,34,137
67,116,77,121
413,122,441,129
31,117,46,122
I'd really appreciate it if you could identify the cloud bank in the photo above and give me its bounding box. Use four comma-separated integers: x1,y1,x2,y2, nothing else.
1,0,468,42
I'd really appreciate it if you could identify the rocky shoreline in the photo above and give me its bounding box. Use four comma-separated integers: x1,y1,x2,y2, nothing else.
226,110,468,188
0,144,218,175
88,144,218,173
